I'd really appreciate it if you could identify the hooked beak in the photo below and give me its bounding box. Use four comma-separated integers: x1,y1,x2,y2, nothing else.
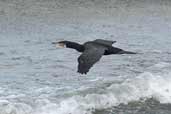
52,42,65,48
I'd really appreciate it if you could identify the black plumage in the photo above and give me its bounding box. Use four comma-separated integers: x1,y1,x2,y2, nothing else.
53,39,136,74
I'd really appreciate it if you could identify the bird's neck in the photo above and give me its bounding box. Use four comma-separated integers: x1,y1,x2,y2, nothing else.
66,42,84,52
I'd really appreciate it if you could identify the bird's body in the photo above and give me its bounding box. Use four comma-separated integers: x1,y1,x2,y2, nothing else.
53,39,136,74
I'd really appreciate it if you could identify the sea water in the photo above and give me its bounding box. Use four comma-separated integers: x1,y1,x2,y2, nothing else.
0,0,171,114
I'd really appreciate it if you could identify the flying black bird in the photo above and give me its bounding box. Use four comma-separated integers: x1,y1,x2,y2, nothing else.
52,39,136,74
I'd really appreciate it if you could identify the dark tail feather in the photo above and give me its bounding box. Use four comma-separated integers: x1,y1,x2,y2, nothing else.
118,50,137,54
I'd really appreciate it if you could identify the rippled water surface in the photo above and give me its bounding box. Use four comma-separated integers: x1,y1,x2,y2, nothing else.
0,0,171,114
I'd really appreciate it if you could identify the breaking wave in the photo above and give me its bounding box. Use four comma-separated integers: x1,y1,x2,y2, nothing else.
0,63,171,114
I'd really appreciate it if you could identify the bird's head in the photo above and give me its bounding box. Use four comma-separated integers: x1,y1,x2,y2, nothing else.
52,41,69,48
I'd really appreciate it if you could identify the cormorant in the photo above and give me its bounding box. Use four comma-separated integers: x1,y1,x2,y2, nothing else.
52,39,136,74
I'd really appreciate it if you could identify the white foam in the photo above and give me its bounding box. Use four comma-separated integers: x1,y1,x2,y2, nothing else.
0,100,32,114
44,71,171,114
0,70,170,114
34,100,59,114
4,67,166,114
147,73,171,103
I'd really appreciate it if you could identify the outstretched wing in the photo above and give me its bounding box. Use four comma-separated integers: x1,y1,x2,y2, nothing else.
94,39,116,46
77,44,107,74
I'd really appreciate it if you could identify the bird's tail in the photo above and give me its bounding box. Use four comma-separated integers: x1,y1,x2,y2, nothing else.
118,50,137,54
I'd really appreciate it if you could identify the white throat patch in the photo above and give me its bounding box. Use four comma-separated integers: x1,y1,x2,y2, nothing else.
56,43,66,48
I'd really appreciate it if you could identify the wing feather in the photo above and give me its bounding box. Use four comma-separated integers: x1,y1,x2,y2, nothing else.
94,39,116,46
77,44,106,74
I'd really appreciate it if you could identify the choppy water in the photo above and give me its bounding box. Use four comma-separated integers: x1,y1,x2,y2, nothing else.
0,0,171,114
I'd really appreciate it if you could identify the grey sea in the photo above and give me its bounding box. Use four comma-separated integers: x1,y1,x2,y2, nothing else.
0,0,171,114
